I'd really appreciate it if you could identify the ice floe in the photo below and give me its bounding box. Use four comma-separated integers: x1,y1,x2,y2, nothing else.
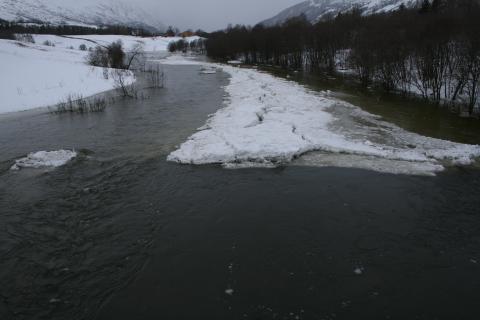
164,57,480,175
11,150,77,170
200,66,217,74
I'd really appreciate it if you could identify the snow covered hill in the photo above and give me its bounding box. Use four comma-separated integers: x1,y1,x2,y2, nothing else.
0,0,165,32
261,0,418,26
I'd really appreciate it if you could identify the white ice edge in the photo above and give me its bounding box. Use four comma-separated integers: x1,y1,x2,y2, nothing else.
162,56,480,175
11,150,77,170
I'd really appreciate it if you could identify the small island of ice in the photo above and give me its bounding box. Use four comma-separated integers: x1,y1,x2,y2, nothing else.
11,150,77,170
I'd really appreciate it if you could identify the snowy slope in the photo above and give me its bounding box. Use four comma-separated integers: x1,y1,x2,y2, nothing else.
31,34,201,52
0,38,136,114
0,0,165,32
261,0,418,26
0,34,200,114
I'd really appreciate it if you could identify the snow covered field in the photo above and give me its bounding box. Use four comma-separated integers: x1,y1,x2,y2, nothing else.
0,35,198,114
32,34,201,52
0,38,131,114
165,56,480,175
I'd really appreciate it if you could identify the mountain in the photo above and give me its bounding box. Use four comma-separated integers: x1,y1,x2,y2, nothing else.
0,0,165,32
261,0,419,26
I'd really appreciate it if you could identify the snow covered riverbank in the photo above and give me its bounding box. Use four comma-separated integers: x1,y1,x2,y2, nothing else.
165,56,480,175
0,38,134,114
0,35,199,115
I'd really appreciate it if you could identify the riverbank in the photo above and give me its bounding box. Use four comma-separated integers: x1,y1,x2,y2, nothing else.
0,35,201,115
261,66,480,145
0,38,134,114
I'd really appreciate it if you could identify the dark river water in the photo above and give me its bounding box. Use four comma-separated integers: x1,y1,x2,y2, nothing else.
1,64,480,320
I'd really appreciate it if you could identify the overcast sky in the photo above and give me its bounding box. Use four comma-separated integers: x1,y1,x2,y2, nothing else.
138,0,302,31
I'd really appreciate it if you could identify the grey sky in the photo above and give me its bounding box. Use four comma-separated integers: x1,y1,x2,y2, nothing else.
139,0,302,31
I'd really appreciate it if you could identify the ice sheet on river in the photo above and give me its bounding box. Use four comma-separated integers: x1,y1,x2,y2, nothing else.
11,150,77,170
166,58,480,175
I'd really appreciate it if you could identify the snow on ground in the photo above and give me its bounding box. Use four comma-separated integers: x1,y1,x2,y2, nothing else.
165,56,480,175
0,34,200,114
32,34,201,52
157,54,203,65
0,38,135,114
11,150,77,170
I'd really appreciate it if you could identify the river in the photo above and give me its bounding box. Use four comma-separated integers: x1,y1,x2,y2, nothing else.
1,62,480,320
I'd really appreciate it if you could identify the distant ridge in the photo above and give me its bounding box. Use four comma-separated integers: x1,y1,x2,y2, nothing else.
0,0,166,32
261,0,419,26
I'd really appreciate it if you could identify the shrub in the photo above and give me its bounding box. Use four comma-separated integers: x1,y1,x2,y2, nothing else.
107,40,125,69
145,64,165,88
51,95,107,114
87,40,126,69
0,30,14,40
43,40,55,47
79,44,87,51
168,39,188,53
87,46,110,68
15,34,35,43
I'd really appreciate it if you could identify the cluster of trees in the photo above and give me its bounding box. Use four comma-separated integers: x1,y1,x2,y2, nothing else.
87,40,164,97
0,19,14,39
168,38,207,54
0,19,209,41
164,26,209,38
206,0,480,115
0,20,155,39
88,40,126,69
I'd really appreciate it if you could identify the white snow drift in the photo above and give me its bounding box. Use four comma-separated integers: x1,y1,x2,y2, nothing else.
0,35,200,114
11,150,77,170
0,38,135,114
166,58,480,175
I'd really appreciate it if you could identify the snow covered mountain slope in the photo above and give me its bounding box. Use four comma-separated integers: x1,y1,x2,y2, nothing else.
261,0,418,26
0,0,165,32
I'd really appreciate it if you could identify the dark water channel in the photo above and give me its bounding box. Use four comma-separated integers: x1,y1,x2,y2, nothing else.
1,64,480,320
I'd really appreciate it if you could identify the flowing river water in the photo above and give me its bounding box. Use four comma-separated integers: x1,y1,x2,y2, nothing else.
1,62,480,320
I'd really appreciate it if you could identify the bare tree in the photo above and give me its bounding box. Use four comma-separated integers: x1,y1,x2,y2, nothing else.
146,64,165,88
125,43,146,71
111,70,136,98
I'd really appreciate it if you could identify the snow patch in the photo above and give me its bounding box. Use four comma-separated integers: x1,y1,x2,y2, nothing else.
11,150,77,170
354,267,364,275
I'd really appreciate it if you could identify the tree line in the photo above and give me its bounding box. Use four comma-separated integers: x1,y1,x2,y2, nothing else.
0,19,155,40
168,38,207,54
206,0,480,115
